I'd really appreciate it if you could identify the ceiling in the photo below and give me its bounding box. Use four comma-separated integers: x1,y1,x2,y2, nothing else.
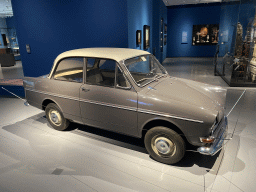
0,0,13,18
0,0,240,18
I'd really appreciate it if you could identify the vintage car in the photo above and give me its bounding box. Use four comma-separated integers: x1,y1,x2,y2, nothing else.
23,48,228,164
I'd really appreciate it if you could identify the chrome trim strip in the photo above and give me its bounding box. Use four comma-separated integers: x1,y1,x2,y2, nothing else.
26,88,137,112
138,108,204,123
25,88,80,101
26,88,203,123
79,98,137,112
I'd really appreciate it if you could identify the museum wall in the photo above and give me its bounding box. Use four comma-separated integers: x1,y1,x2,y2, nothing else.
127,0,153,52
167,3,221,57
127,0,167,63
152,0,167,63
11,0,129,77
6,16,15,29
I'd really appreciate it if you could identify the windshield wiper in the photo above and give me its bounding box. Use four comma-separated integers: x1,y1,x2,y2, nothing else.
154,74,165,80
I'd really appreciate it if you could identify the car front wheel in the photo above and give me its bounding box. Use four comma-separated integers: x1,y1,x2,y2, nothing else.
45,103,70,131
144,126,185,164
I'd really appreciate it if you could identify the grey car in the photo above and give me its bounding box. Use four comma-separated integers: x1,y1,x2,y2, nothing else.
23,48,228,164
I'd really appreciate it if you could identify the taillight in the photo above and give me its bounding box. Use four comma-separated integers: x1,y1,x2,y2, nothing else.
200,136,215,143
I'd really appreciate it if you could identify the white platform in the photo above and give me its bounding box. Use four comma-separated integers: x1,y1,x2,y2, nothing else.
0,89,255,192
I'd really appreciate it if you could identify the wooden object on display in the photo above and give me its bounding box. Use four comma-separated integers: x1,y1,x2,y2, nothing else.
0,48,11,54
249,8,256,82
0,48,7,54
232,58,248,82
249,44,256,81
235,23,243,57
242,42,250,58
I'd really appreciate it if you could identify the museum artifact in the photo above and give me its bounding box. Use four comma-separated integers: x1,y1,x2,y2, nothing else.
234,22,243,57
23,48,228,164
136,30,142,46
164,35,167,45
160,19,164,52
231,17,256,83
143,25,150,50
182,31,188,44
192,24,219,45
249,9,256,82
212,26,219,43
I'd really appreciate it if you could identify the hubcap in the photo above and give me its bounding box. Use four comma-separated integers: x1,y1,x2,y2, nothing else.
152,136,176,157
49,109,62,126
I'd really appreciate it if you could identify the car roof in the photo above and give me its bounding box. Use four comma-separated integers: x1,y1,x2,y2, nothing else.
55,48,150,63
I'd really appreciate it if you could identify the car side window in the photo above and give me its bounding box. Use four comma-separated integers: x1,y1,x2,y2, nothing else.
87,58,95,69
53,57,84,83
86,58,116,87
116,67,131,88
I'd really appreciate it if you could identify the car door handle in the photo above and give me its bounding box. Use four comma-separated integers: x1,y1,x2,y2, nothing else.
81,87,90,92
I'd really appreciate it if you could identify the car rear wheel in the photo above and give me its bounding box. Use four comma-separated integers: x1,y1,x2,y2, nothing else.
45,103,70,131
144,126,185,164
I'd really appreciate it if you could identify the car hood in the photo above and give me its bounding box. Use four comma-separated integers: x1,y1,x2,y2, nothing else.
147,77,227,112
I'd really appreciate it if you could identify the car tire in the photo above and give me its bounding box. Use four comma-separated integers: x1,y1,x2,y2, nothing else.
45,103,70,131
144,126,186,164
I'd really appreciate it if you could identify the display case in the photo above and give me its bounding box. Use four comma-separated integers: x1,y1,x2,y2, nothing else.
214,0,256,87
0,28,19,55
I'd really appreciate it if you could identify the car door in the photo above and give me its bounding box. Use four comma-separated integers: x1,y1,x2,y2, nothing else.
79,58,138,137
48,57,84,123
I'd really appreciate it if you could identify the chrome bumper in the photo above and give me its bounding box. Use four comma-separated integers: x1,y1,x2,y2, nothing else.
197,116,228,156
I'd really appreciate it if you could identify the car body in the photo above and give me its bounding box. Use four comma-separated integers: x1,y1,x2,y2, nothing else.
23,48,228,164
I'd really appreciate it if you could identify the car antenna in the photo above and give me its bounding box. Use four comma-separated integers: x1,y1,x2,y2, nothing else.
1,87,29,106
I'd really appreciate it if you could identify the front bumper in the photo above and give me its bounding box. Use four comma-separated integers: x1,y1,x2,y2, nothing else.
197,116,228,156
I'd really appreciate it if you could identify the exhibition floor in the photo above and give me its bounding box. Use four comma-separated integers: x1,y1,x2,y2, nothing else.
0,58,255,192
162,57,229,87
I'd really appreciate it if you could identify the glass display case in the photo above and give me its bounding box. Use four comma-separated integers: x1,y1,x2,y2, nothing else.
0,28,19,54
215,0,256,87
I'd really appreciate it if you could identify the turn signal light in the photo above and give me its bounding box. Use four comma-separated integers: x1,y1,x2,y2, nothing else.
200,136,215,143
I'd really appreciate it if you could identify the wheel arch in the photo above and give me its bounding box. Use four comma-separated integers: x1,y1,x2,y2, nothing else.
42,98,61,111
141,118,188,143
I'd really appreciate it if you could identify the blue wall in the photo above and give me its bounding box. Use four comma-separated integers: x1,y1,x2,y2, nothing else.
127,0,167,63
127,0,153,53
0,85,25,97
167,3,221,57
11,0,128,77
6,17,16,28
152,0,167,63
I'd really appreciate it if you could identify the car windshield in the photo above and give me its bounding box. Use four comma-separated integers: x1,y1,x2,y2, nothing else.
124,54,167,86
